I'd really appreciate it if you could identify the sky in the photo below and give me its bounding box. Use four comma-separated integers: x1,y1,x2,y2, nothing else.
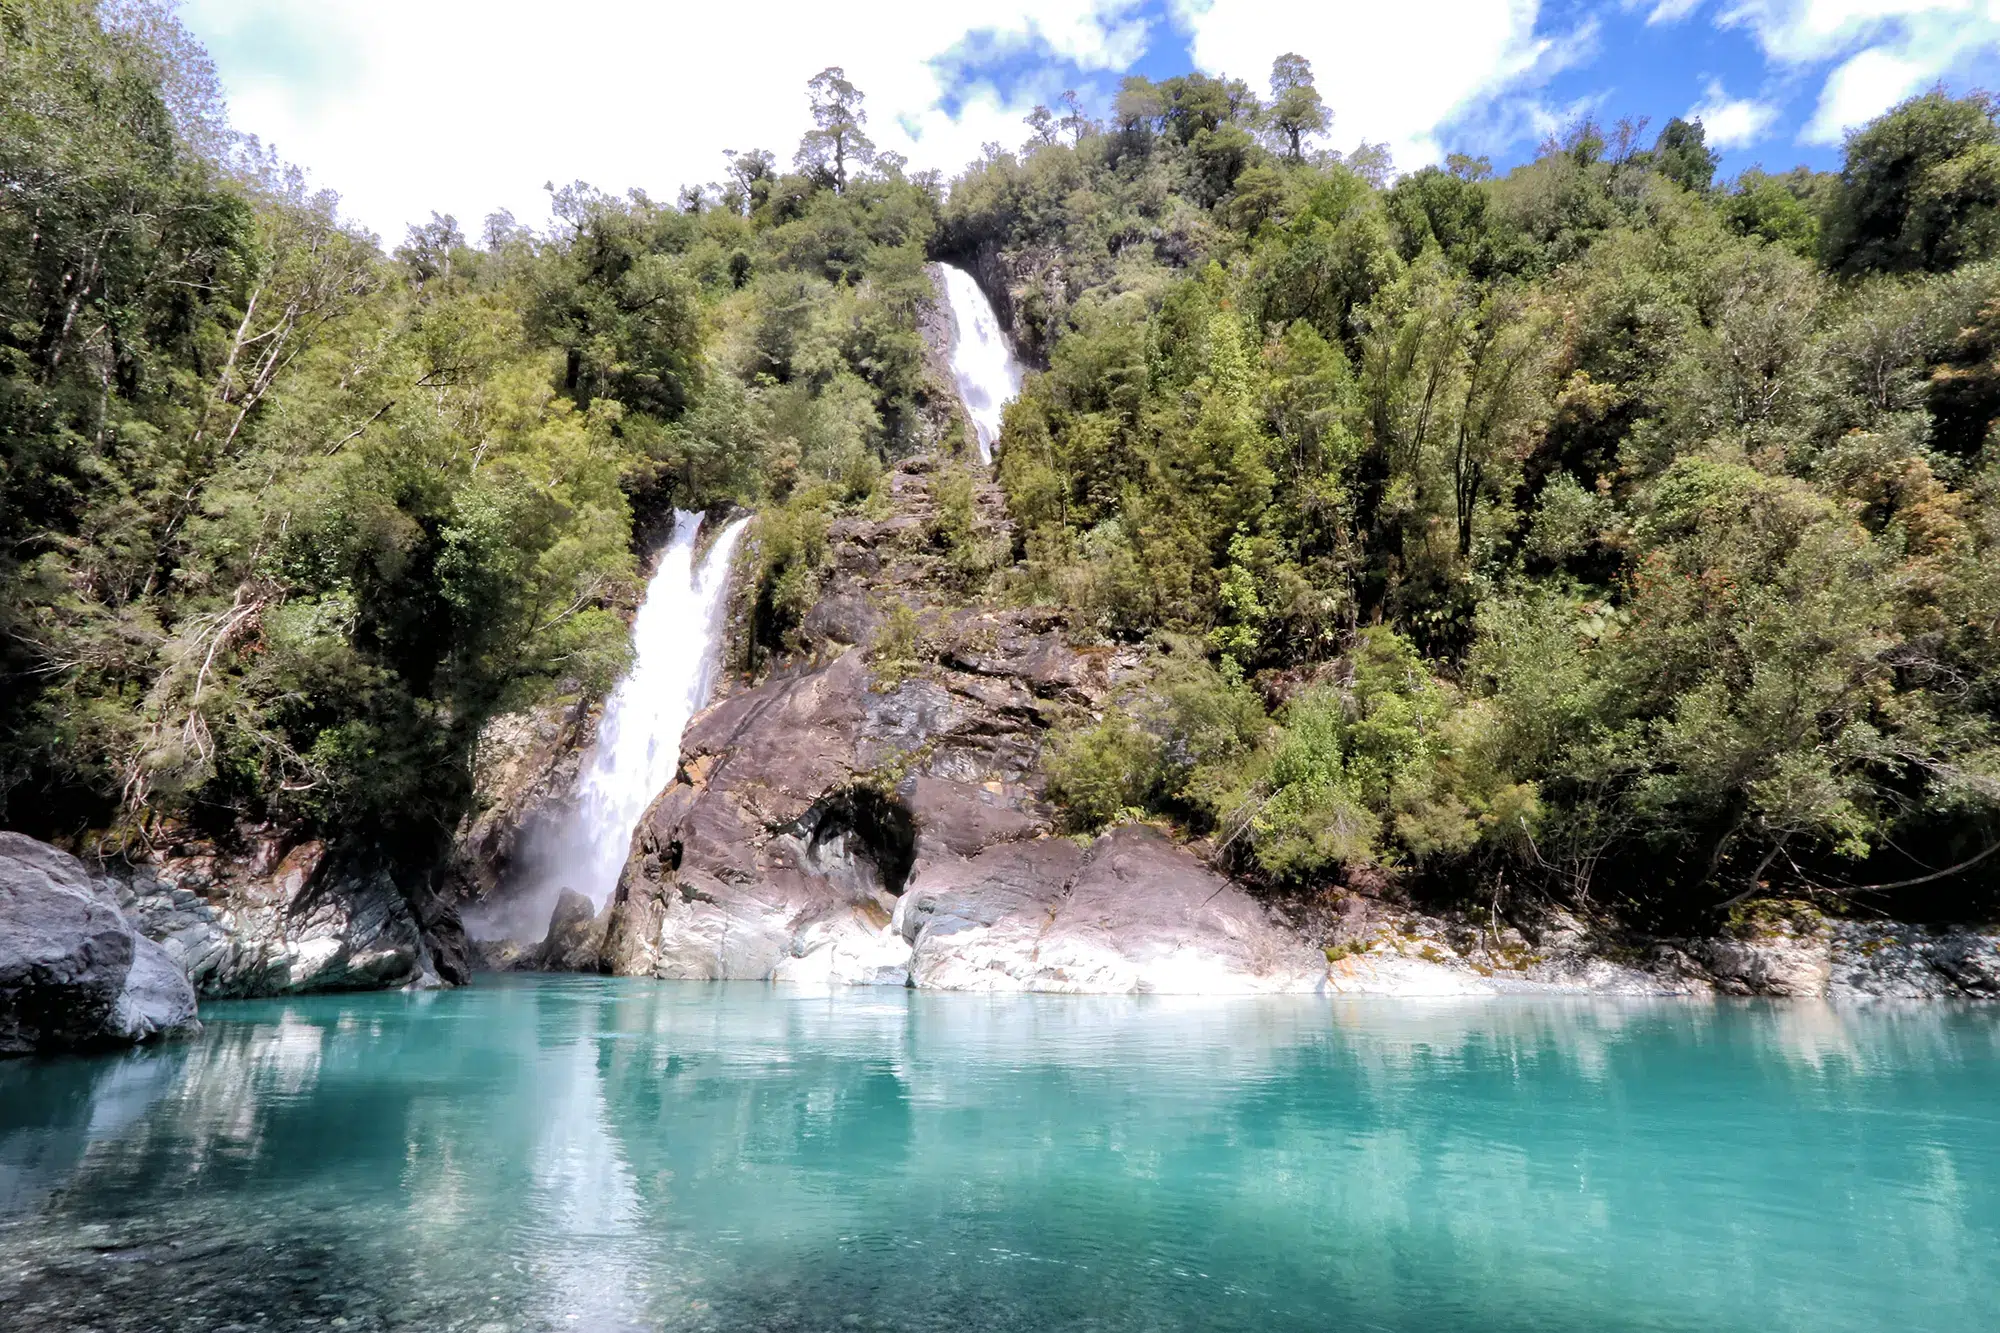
176,0,2000,242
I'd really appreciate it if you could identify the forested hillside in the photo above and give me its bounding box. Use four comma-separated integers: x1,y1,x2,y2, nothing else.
1,8,941,869
948,71,2000,927
3,0,1998,927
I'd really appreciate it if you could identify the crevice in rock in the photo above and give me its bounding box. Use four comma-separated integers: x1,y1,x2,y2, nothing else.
776,786,919,898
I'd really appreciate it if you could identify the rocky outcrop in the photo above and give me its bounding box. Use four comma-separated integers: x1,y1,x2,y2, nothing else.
109,828,463,998
598,643,1326,991
1830,922,2000,997
1695,916,2000,999
1299,889,2000,999
587,441,1331,993
1,833,197,1055
450,698,595,904
457,266,2000,1002
899,825,1325,993
536,889,612,972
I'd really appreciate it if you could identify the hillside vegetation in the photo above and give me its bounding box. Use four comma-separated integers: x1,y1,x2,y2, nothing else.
948,72,2000,927
3,1,1997,925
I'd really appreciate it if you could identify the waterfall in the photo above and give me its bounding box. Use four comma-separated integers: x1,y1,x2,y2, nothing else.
469,510,750,941
938,264,1022,464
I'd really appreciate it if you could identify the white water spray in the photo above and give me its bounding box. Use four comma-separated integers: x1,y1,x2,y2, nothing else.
471,510,750,940
939,264,1022,464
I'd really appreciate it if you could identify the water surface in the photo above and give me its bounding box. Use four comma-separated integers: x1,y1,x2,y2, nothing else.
2,978,1996,1332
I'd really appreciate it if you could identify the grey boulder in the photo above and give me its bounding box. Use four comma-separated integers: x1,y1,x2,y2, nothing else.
1,832,198,1055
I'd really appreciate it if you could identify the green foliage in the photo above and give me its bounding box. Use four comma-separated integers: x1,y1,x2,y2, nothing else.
748,485,833,660
0,14,941,865
962,84,2000,917
1824,91,2000,276
928,463,998,589
6,6,2000,928
868,601,925,687
1046,709,1164,832
1651,118,1719,194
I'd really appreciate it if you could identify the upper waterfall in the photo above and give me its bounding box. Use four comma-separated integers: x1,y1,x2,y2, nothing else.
938,264,1022,463
469,510,750,940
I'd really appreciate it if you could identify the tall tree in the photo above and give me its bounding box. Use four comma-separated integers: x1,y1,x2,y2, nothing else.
1823,90,2000,275
1652,117,1718,193
795,67,876,194
1268,52,1330,162
1059,90,1092,145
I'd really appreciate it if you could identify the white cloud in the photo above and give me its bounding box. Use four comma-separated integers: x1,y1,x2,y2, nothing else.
1689,77,1781,146
1645,0,1708,24
1720,0,2000,140
180,0,1151,239
1168,0,1576,172
1803,45,1930,138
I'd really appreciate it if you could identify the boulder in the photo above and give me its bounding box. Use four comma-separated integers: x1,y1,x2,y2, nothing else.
899,826,1326,994
1695,909,1835,997
1,832,197,1056
117,832,460,997
536,889,611,972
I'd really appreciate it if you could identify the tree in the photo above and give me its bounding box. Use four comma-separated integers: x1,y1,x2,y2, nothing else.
722,147,776,214
1268,52,1330,162
795,67,876,194
1059,90,1093,145
1823,90,2000,275
1652,117,1718,193
1024,105,1057,147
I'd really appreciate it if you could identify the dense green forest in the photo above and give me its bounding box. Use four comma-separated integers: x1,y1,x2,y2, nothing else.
0,5,943,865
958,71,2000,925
4,0,1998,924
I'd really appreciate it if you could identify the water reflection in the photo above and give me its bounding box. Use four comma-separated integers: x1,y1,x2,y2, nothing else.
0,982,1996,1333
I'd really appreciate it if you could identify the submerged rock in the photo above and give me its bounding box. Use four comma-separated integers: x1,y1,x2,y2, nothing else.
0,832,198,1055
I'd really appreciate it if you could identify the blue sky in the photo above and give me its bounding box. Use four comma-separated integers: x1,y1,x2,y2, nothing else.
176,0,2000,240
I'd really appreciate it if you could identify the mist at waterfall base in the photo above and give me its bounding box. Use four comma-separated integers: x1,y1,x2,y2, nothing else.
466,511,749,942
6,983,2000,1333
939,264,1021,464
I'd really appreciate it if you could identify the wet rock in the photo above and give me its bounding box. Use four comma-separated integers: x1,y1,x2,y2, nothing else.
898,839,1083,990
1,833,197,1055
1030,827,1326,994
601,642,1064,983
901,826,1326,994
468,937,532,972
450,699,594,904
536,889,610,973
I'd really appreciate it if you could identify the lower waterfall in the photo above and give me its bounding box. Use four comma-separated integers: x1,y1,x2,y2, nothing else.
469,510,750,940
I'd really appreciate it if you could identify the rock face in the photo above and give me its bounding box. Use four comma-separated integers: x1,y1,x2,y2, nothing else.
1,833,197,1055
450,698,594,904
536,889,611,973
1830,923,2000,998
598,639,1324,993
589,441,1327,993
112,829,464,998
899,826,1325,993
